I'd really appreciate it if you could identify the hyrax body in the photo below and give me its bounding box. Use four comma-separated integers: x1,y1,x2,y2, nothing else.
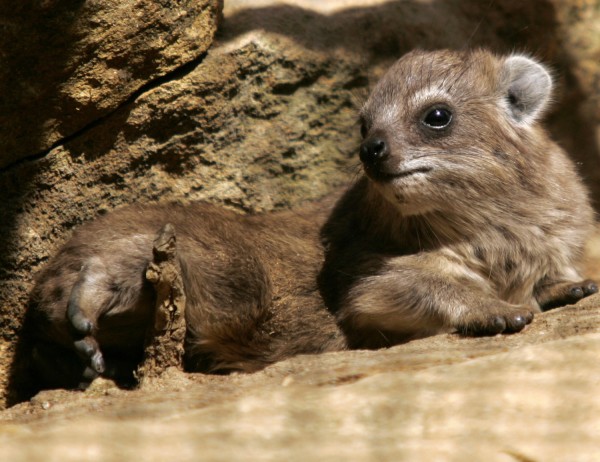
27,49,596,388
319,49,597,348
28,201,346,388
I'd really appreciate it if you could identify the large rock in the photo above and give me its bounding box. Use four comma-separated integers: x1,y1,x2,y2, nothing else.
1,297,599,461
1,0,600,433
0,0,222,168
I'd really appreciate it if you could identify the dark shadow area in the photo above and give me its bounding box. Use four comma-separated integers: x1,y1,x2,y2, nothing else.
0,0,87,168
220,1,558,62
547,69,600,209
1,0,87,403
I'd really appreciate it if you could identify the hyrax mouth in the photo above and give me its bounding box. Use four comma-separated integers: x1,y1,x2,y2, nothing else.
364,165,433,183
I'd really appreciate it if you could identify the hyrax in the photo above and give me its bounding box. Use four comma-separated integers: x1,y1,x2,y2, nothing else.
319,49,597,348
27,49,597,388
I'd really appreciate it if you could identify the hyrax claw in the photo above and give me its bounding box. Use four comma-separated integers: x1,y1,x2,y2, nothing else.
536,279,599,311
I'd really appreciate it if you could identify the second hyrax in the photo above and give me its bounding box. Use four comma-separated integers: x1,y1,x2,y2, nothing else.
27,49,597,388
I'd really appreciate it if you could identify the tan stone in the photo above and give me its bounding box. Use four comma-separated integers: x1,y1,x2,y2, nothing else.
0,0,222,168
1,299,599,461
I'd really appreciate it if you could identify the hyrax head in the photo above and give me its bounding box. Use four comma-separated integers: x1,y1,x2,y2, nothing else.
359,49,553,216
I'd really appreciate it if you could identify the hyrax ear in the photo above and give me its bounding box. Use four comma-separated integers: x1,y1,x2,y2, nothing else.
500,55,553,125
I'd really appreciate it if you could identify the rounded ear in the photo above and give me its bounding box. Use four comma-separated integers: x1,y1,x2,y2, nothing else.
501,55,553,125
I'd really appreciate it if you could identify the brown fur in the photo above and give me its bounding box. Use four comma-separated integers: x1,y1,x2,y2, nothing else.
28,200,345,387
319,49,596,348
27,49,596,388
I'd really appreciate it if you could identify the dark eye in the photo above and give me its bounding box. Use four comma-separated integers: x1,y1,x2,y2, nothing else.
422,106,453,129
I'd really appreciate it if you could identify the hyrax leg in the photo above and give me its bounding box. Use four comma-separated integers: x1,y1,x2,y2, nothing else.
338,252,536,347
30,244,155,388
30,339,98,390
67,267,107,377
535,278,598,311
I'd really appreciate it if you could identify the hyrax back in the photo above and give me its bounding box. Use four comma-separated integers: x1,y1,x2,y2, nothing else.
28,202,346,388
319,49,597,348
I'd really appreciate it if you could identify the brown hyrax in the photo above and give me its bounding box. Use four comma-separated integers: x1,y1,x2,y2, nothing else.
318,49,597,348
26,49,597,389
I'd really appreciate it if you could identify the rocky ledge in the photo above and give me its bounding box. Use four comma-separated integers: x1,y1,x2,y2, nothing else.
1,294,599,462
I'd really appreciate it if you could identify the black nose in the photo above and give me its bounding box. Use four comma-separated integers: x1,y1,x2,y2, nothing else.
360,137,388,164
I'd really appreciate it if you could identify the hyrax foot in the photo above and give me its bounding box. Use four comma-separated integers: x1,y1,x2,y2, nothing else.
31,340,99,390
456,303,535,336
67,274,106,380
73,336,105,376
536,279,599,311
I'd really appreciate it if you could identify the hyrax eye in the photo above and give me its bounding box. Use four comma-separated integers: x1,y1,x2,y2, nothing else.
422,106,453,130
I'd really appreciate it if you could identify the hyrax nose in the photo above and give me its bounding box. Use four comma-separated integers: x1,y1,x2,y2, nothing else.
360,137,389,164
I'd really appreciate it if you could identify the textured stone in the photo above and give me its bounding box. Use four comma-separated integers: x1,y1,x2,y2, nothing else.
548,0,600,198
1,298,599,461
137,223,187,382
0,0,221,168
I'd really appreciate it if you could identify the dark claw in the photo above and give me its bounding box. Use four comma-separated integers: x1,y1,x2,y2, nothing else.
458,304,535,337
524,311,534,323
583,281,598,295
74,337,105,373
74,338,95,357
505,315,528,333
82,366,100,382
569,286,584,298
538,279,599,311
490,316,507,334
91,351,106,374
68,311,92,335
77,366,101,389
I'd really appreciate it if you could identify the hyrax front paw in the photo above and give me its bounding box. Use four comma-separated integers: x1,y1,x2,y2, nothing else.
536,279,598,311
456,303,536,336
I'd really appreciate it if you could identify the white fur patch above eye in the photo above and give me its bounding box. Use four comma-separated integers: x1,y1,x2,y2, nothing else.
411,87,452,109
501,55,553,126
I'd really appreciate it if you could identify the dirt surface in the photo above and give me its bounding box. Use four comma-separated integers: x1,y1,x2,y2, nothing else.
136,223,187,382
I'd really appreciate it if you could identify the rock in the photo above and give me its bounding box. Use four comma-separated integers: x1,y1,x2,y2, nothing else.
136,223,187,383
547,0,600,198
1,298,599,461
0,0,222,168
0,0,600,436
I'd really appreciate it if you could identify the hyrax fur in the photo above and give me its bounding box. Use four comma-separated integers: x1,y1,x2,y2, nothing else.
26,49,597,388
319,49,597,348
28,200,346,388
